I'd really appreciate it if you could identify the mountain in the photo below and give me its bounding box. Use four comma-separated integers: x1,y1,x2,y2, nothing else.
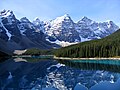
76,17,119,41
45,14,80,43
0,9,119,54
55,29,120,58
0,10,60,54
33,15,119,46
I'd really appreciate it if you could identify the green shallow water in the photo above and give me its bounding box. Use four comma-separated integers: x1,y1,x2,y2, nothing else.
71,59,120,65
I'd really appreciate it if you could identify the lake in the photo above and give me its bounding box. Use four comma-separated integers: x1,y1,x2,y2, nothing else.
0,57,120,90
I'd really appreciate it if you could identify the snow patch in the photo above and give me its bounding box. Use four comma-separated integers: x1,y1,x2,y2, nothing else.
46,39,78,47
51,14,70,26
0,17,12,40
0,10,12,17
80,36,91,42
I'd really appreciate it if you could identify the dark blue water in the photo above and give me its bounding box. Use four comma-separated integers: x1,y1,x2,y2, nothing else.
0,57,120,90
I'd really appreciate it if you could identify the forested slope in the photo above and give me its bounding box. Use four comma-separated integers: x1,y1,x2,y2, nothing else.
55,29,120,58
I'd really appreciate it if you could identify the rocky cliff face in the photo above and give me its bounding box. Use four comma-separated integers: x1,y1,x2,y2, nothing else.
33,15,119,46
76,17,119,41
0,10,60,54
45,14,80,43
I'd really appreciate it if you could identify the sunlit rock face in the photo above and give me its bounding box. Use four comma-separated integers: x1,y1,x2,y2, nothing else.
33,14,119,46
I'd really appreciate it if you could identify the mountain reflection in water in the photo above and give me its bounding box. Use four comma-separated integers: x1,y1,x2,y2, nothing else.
58,59,120,73
0,57,120,90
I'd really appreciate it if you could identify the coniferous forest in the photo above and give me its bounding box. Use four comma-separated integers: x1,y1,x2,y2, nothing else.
23,48,54,56
55,29,120,58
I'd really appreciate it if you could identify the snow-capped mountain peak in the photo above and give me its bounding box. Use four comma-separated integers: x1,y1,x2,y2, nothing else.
0,9,13,17
0,9,16,25
33,17,40,24
32,14,119,47
33,17,40,23
57,14,71,20
62,14,71,20
34,17,40,21
0,9,119,48
20,17,31,23
81,16,91,21
33,17,44,26
51,14,73,25
107,20,117,27
78,16,93,25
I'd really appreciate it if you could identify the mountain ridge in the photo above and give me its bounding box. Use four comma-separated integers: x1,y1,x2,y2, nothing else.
33,13,119,46
0,9,60,54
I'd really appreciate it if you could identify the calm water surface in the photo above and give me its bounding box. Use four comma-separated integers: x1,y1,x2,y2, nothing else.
0,57,120,90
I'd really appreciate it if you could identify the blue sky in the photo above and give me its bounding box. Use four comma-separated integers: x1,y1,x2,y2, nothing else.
0,0,120,26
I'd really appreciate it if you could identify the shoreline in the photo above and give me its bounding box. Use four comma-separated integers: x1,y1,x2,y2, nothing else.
12,55,120,60
54,56,120,60
12,55,54,58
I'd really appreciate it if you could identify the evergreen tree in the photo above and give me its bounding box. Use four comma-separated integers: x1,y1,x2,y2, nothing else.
55,29,120,58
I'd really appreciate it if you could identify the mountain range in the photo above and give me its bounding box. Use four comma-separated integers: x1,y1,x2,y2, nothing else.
0,10,59,54
39,14,119,46
0,9,119,54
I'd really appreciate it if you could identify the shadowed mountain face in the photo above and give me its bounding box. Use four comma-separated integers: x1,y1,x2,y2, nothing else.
0,10,60,54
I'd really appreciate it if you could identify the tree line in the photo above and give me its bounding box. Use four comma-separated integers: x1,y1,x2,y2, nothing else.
23,48,55,55
55,29,120,58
